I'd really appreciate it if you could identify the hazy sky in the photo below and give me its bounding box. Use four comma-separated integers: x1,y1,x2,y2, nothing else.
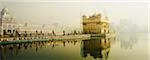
0,0,148,2
0,1,148,29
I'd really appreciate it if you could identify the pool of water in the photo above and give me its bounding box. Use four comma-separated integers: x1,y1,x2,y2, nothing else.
0,34,148,60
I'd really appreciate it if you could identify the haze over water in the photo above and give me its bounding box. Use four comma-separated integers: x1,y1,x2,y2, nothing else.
0,0,149,60
0,32,148,60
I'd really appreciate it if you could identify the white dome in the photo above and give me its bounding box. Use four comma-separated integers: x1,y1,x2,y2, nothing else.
1,7,9,14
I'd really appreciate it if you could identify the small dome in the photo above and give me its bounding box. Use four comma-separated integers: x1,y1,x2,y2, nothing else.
1,7,10,15
2,7,9,13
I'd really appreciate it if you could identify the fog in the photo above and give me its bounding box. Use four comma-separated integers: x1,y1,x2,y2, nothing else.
0,1,148,33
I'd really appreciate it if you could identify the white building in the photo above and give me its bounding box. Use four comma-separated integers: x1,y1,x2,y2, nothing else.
0,7,82,36
0,7,51,36
0,7,16,36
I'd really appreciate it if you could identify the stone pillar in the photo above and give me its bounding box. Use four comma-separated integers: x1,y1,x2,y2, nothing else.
0,27,3,37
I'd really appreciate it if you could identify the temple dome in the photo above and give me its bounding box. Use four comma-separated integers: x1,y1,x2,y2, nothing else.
1,7,9,15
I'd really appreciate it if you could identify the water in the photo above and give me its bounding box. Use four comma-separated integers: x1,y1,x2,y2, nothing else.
0,34,148,60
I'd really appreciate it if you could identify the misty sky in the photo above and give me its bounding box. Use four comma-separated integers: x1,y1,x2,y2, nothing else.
0,1,148,29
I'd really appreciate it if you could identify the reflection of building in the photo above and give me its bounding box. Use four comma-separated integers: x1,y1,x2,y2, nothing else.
0,7,51,36
82,13,109,34
81,37,110,59
0,42,43,60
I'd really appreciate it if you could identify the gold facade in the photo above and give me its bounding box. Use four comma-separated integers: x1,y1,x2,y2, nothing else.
82,13,109,34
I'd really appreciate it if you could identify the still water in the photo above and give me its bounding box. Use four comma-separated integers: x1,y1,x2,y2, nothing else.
0,34,148,60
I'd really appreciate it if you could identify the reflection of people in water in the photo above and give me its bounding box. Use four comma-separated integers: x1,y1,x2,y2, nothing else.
24,43,28,50
0,40,80,60
81,37,111,59
63,41,66,47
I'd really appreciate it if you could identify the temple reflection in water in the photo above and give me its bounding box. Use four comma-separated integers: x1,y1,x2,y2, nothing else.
81,37,111,59
0,37,116,60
